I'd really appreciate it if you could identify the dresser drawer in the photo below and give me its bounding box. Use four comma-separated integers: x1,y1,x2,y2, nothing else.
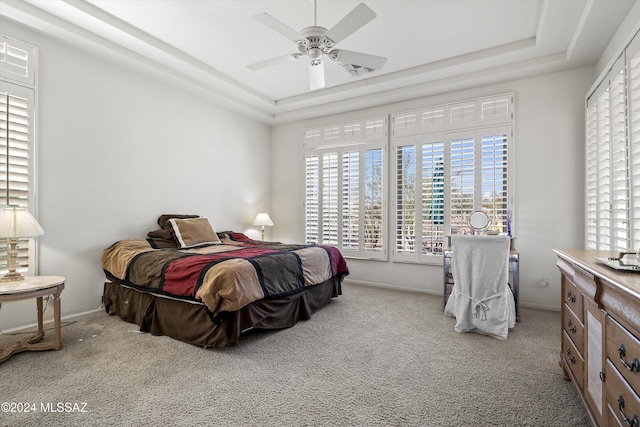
563,330,584,389
606,404,624,427
607,316,640,395
605,359,640,427
563,302,584,353
564,280,583,323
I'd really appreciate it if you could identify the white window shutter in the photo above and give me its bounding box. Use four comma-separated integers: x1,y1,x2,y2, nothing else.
323,125,340,144
596,84,612,250
341,150,359,250
395,143,417,256
304,155,319,244
364,117,387,141
479,95,513,125
609,58,629,251
321,152,339,245
449,101,477,130
0,36,35,86
421,141,445,255
363,147,384,253
421,106,446,133
585,96,598,249
449,135,475,232
304,116,387,260
480,128,510,232
304,127,322,148
628,32,640,249
393,111,418,137
342,121,362,143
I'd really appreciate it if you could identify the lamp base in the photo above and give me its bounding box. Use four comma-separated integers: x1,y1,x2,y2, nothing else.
0,271,24,282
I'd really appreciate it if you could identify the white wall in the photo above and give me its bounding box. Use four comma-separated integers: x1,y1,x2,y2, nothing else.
271,66,594,310
1,20,271,329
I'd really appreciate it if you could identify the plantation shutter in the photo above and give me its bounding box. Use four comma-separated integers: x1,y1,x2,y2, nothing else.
585,30,640,252
304,155,319,244
304,116,387,259
395,143,416,256
0,91,33,271
596,83,612,250
449,135,475,233
421,141,445,256
342,150,359,250
322,152,339,245
0,36,34,86
609,58,629,251
392,94,513,264
585,96,598,249
0,35,36,276
629,33,640,248
481,129,510,231
363,147,383,253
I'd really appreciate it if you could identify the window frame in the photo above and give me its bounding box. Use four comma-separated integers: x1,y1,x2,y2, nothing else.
0,35,38,277
392,94,515,265
304,116,388,260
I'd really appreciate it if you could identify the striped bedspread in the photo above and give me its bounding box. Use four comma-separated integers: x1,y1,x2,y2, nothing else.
101,238,348,315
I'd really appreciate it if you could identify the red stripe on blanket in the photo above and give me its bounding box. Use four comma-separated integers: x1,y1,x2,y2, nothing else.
162,247,278,297
320,245,349,277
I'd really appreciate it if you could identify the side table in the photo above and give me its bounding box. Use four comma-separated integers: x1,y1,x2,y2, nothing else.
0,276,66,363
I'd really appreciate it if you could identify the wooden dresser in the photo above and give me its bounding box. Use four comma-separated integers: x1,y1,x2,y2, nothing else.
554,249,640,427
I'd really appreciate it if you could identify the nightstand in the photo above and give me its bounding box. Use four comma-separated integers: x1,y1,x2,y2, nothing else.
0,276,66,363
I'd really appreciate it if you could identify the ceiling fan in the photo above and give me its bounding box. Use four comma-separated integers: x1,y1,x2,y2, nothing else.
247,1,387,91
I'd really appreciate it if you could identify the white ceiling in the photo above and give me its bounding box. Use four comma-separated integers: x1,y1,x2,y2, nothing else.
1,0,637,124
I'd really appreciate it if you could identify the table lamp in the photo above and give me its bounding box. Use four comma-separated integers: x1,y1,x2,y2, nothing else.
0,207,45,282
252,213,273,241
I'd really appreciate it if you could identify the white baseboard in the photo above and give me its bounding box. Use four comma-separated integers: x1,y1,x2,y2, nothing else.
342,278,559,311
1,306,104,334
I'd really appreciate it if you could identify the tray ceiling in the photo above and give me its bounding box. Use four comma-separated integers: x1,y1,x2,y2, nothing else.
1,0,636,123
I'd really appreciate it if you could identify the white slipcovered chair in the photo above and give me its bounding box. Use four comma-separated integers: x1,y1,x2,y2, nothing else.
444,234,516,339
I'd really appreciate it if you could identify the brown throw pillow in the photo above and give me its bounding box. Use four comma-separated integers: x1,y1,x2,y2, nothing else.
168,217,221,248
157,214,199,230
147,228,173,240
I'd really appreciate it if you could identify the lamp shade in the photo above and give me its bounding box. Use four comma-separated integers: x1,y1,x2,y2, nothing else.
252,213,273,227
0,207,45,238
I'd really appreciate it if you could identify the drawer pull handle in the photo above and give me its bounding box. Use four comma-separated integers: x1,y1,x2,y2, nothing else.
619,345,640,372
599,369,605,382
566,348,576,365
567,320,576,334
617,395,639,427
567,290,576,303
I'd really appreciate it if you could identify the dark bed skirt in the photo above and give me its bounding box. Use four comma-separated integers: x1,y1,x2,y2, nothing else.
102,277,343,348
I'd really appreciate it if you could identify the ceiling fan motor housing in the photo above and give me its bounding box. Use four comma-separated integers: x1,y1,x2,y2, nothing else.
297,26,335,59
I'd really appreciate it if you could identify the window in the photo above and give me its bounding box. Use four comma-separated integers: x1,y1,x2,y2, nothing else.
304,116,387,259
586,30,640,251
393,94,514,264
0,35,37,276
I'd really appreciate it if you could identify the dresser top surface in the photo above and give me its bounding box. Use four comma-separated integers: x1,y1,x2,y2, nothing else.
554,249,640,300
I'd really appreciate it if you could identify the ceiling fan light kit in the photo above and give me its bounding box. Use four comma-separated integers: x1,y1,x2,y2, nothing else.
248,1,387,91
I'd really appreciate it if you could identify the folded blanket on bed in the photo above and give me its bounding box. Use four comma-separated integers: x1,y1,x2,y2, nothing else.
102,238,348,315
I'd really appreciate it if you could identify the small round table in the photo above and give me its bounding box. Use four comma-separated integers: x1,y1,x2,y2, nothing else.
0,276,66,363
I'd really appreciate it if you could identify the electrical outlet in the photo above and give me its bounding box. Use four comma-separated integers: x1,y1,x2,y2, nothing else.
539,278,550,287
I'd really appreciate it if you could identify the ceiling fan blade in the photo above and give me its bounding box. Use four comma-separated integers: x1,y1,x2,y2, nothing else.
253,13,302,43
330,49,387,70
322,3,376,44
247,53,301,71
309,61,325,90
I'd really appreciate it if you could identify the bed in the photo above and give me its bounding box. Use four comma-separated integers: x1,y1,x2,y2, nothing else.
101,215,348,348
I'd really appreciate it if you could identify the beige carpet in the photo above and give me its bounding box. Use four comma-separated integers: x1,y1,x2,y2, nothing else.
1,283,589,426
